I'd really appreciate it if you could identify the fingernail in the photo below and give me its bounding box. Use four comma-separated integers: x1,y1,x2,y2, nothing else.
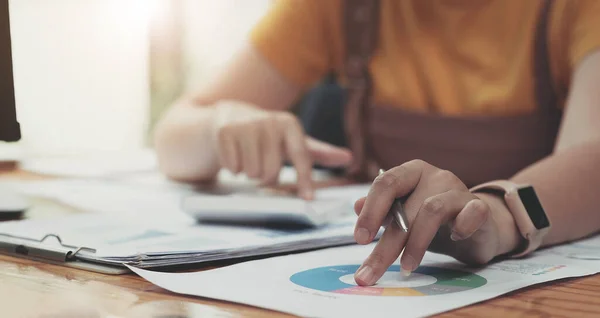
450,231,462,241
355,228,371,244
356,266,375,285
401,254,415,277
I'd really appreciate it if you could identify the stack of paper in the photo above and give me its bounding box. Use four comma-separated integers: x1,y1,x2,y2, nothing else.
0,204,377,269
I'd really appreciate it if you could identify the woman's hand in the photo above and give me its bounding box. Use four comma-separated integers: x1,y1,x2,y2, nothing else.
211,101,353,199
353,159,522,286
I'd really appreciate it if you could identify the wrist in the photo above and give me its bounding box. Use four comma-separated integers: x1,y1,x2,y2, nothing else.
475,192,522,257
154,102,221,181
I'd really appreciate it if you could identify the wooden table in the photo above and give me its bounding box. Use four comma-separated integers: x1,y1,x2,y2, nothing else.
2,169,600,317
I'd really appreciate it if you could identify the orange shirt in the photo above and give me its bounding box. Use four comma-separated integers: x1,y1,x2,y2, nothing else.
250,0,600,116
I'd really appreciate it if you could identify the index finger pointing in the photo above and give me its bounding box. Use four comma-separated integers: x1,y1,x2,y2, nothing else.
280,115,314,200
355,224,408,286
354,160,425,244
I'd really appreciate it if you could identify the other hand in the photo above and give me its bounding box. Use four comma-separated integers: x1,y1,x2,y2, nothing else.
211,101,353,199
352,160,521,286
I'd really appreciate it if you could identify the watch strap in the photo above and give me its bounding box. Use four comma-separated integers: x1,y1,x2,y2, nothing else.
470,180,546,258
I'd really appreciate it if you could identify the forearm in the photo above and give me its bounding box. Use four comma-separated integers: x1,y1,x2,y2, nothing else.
153,99,220,182
511,139,600,247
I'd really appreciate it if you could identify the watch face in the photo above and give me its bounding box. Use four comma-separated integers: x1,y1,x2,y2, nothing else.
518,186,550,229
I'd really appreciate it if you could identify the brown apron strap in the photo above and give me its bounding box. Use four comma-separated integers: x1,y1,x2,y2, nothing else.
342,0,558,180
342,0,380,180
533,0,558,114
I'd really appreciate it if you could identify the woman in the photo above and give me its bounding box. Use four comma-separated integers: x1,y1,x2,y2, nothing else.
154,0,600,286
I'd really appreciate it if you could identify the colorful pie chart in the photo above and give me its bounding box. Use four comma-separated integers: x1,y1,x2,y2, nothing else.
290,265,486,296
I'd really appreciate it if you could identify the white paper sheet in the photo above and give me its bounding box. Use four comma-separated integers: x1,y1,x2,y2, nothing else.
1,169,364,224
130,243,599,318
544,234,600,261
315,183,371,203
18,149,158,178
3,178,196,225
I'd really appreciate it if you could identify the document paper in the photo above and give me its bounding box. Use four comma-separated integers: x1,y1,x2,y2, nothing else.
0,209,369,268
131,242,600,318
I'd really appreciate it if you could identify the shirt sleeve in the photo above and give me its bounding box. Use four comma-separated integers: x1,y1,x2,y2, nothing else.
568,0,600,69
249,0,337,88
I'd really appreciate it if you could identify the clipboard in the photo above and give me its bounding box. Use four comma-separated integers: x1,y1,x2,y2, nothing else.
0,233,130,275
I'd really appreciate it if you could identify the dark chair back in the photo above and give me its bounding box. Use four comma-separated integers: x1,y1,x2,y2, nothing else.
295,75,347,172
297,74,347,148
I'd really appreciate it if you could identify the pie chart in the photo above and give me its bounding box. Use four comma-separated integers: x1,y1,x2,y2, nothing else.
290,265,487,296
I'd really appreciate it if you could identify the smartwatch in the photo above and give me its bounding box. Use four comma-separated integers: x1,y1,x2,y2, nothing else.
470,180,551,258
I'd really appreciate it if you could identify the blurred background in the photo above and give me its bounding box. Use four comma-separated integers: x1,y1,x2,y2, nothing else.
1,0,271,158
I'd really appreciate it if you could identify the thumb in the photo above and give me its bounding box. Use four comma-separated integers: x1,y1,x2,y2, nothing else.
306,137,353,168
